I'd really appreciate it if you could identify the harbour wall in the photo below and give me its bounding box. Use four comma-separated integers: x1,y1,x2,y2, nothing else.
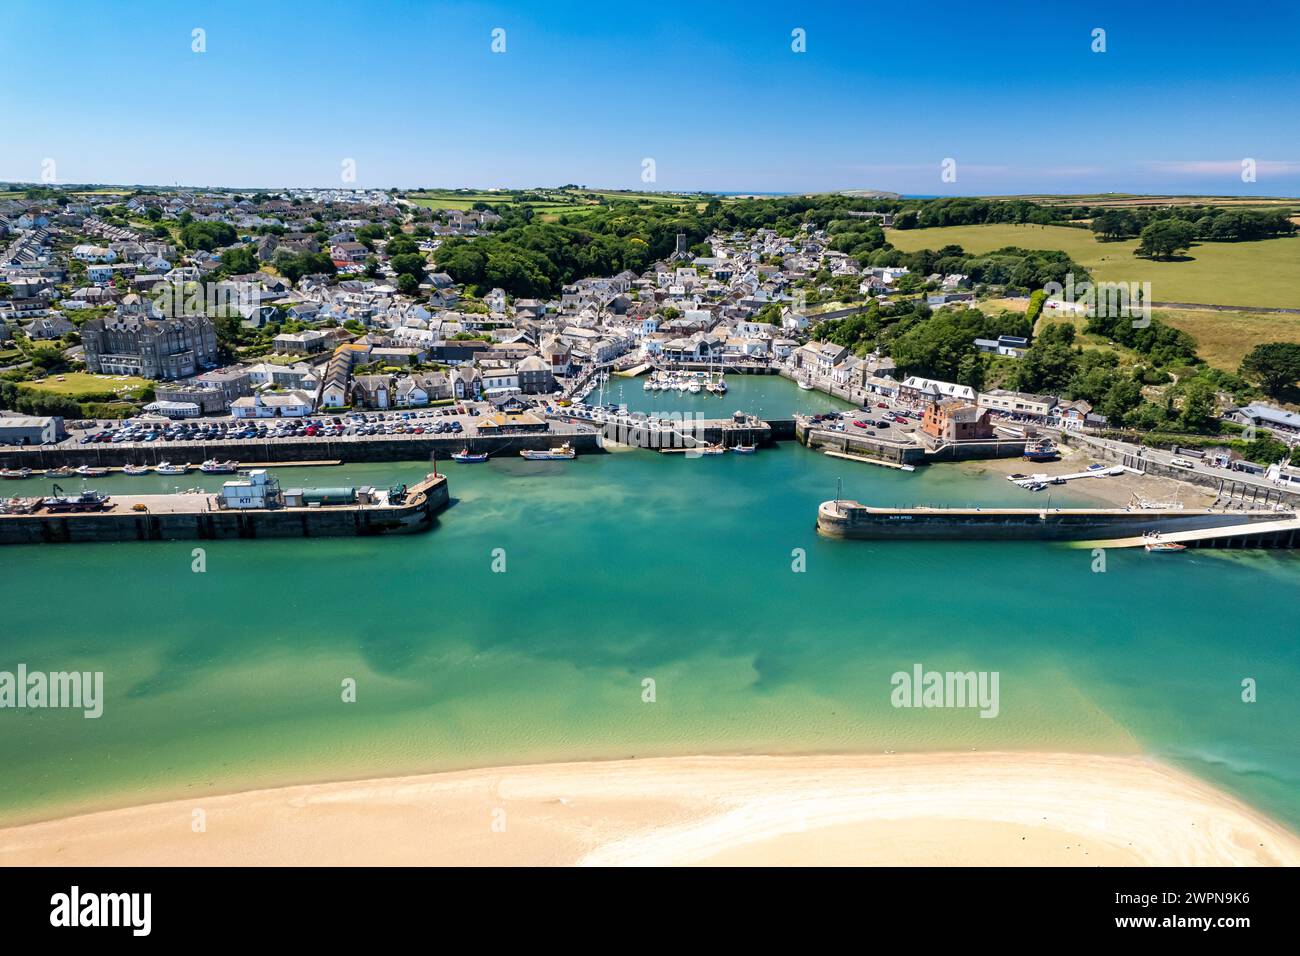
816,500,1293,542
0,432,602,469
0,477,449,546
797,422,1026,464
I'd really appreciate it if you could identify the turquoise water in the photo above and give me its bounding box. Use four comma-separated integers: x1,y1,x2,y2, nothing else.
1,377,1297,830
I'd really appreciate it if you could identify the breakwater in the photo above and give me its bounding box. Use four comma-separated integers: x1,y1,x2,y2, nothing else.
816,499,1296,544
0,474,449,545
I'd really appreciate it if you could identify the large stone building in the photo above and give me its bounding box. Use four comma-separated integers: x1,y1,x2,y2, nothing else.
921,400,994,442
82,314,218,380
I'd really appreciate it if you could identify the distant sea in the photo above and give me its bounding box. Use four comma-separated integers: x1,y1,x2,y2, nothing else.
1,376,1297,832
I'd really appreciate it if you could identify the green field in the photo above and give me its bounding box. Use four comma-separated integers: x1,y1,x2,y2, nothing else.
406,186,714,216
21,372,152,398
1153,308,1300,371
885,223,1300,309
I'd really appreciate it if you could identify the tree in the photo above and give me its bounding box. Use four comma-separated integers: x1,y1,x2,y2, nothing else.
396,273,420,295
1239,343,1300,398
1134,219,1196,259
1178,379,1217,432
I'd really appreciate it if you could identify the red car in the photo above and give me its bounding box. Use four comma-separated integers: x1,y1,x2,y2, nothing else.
894,416,908,424
876,402,889,409
853,420,871,429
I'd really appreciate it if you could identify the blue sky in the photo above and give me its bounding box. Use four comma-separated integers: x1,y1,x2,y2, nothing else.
3,0,1298,195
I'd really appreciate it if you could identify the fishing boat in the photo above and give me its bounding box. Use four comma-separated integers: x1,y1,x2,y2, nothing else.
75,465,109,477
46,465,74,478
1,467,32,479
712,377,728,395
731,444,756,454
452,448,489,463
697,443,726,456
520,442,576,461
798,377,815,391
123,464,151,476
688,381,702,394
200,459,240,474
1023,438,1059,462
155,462,190,475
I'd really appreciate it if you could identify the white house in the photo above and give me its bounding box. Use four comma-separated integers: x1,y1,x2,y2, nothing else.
230,391,315,419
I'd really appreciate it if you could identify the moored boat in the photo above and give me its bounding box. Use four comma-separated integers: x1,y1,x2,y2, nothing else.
1,467,32,479
520,442,576,461
697,443,726,456
1023,439,1059,462
123,464,150,475
200,459,240,474
155,462,190,475
75,465,109,477
46,465,74,478
452,448,489,463
798,377,815,390
1145,540,1187,553
731,444,756,454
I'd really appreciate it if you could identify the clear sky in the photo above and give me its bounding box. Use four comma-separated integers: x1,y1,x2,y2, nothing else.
3,0,1298,196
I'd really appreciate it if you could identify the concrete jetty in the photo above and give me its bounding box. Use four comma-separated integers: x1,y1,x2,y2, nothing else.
0,473,449,545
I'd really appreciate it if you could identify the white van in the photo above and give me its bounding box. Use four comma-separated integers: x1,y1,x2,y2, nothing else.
1170,456,1197,469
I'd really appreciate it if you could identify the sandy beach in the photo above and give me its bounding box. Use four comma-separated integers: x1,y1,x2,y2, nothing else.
959,446,1219,510
1,752,1296,867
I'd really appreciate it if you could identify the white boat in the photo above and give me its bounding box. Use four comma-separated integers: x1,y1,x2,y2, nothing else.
798,378,815,391
452,448,489,463
0,467,32,479
731,444,756,454
697,443,726,456
155,462,190,475
46,466,74,478
520,442,576,461
200,459,240,474
122,464,150,475
688,381,702,394
75,465,109,477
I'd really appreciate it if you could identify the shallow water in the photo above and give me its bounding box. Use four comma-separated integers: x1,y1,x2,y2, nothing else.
1,377,1296,830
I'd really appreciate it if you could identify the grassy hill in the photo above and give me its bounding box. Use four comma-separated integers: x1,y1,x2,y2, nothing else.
885,223,1300,309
